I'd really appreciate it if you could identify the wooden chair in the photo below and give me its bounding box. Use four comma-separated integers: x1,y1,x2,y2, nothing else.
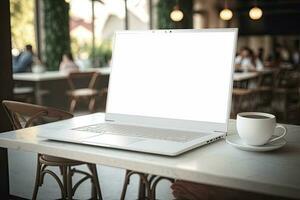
231,73,270,118
231,88,256,118
13,86,35,103
67,72,100,113
252,72,274,112
171,180,291,200
120,170,174,200
2,100,103,200
271,69,300,122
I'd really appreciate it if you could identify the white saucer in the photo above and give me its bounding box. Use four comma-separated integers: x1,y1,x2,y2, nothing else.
226,134,287,152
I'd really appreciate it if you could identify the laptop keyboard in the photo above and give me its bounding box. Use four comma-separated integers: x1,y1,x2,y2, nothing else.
73,123,208,143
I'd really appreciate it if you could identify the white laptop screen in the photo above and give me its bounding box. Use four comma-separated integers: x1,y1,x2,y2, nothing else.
106,30,236,124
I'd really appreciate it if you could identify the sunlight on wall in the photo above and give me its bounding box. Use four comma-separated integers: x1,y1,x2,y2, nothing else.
10,0,36,50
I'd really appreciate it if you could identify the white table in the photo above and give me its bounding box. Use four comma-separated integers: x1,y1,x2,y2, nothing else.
0,113,299,199
233,72,259,82
13,67,111,82
13,67,111,105
233,69,274,90
233,68,274,82
14,69,268,82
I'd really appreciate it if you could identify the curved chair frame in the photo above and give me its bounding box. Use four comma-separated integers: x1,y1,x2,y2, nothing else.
2,100,103,200
120,169,175,200
67,72,100,113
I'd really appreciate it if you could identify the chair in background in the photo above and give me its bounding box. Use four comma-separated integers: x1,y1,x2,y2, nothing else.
2,100,102,200
67,72,100,113
13,86,35,103
271,69,300,122
231,74,268,118
231,88,256,118
252,71,275,113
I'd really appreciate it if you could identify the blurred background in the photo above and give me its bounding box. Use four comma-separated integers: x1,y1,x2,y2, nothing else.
9,0,300,124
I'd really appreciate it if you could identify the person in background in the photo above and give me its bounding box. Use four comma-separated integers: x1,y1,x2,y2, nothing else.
59,53,79,73
235,47,264,71
13,44,34,73
280,44,290,62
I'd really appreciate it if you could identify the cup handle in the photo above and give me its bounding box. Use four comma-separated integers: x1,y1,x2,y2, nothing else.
268,124,287,143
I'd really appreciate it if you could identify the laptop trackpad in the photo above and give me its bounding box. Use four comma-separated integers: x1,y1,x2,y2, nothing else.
82,134,143,146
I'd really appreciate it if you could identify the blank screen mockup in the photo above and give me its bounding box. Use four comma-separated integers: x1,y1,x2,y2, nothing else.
106,30,236,124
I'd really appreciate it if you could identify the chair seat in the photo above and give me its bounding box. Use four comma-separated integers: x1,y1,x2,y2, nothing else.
273,87,299,94
255,86,272,92
67,88,98,97
13,87,34,95
232,88,255,96
40,154,85,166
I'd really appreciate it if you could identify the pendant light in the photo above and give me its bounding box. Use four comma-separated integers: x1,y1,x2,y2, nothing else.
249,1,263,20
170,3,184,22
219,0,233,21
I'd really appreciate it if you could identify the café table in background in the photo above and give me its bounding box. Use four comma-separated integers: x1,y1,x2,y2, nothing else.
13,67,111,108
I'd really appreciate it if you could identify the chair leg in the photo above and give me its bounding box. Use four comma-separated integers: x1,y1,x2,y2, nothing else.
88,164,103,200
32,158,42,200
59,166,64,175
62,166,68,199
138,178,146,200
150,177,175,200
88,97,96,113
69,98,77,113
91,182,97,199
67,166,73,200
120,170,131,200
138,173,151,200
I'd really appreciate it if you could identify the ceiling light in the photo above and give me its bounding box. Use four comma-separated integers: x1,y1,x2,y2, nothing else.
220,8,233,21
249,6,263,20
170,5,184,22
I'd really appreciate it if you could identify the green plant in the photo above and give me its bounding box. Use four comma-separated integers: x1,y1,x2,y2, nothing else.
156,0,193,29
157,0,176,29
10,0,35,49
43,0,70,71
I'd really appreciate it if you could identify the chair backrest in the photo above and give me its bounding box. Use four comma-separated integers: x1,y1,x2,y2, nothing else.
272,68,285,88
2,100,73,130
67,72,99,90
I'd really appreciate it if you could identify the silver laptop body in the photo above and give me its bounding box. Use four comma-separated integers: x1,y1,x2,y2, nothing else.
38,28,238,156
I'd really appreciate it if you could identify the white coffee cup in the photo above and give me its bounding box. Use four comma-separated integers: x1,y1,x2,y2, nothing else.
237,112,286,146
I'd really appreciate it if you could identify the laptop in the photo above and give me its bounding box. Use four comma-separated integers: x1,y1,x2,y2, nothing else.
38,28,238,156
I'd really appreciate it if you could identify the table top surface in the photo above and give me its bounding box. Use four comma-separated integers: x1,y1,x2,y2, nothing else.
233,68,274,82
14,68,272,82
0,113,299,199
13,67,111,81
233,72,259,81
